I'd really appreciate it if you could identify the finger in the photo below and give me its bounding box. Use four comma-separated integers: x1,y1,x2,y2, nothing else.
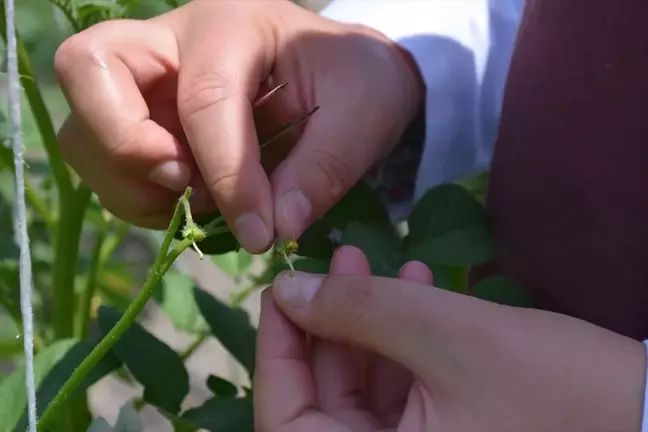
57,115,179,229
54,20,192,195
174,7,274,253
255,289,350,432
398,260,434,286
311,247,376,426
365,260,434,423
272,270,492,380
254,289,315,431
269,32,402,241
270,105,379,241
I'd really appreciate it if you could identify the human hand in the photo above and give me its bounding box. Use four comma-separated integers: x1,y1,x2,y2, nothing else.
53,0,423,252
256,246,646,432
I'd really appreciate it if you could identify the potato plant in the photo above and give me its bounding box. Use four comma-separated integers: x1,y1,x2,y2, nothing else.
0,0,529,431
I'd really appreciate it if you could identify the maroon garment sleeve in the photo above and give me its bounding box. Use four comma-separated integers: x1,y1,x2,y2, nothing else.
486,0,648,339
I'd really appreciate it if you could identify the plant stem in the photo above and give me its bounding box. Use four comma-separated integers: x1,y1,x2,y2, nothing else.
49,185,91,432
26,185,54,230
230,285,259,309
76,218,132,336
37,189,191,431
0,5,73,198
99,220,130,263
180,332,208,361
52,184,92,340
75,219,108,339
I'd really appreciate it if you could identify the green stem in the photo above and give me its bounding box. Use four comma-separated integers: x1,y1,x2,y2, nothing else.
99,220,130,263
162,237,194,275
180,332,209,361
50,185,92,432
26,185,54,230
230,285,258,309
37,189,192,431
75,219,109,339
52,184,92,340
0,5,73,198
75,219,130,339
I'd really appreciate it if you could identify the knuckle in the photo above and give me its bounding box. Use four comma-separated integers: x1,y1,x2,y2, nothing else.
54,30,106,81
205,169,241,198
103,125,140,163
310,148,355,204
53,34,88,79
178,70,234,120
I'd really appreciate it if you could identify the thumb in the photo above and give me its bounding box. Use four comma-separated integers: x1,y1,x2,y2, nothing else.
271,270,490,380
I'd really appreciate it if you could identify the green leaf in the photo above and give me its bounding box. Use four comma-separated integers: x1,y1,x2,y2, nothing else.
98,306,189,414
323,180,391,229
206,375,237,397
15,339,122,431
473,275,532,307
404,224,493,267
98,282,134,312
0,261,20,323
155,408,199,432
428,265,467,293
175,211,239,256
237,250,253,274
181,397,253,432
406,183,488,246
87,403,141,432
403,184,494,270
291,257,330,274
113,402,142,431
88,418,113,432
153,271,208,334
0,339,76,431
211,250,253,278
0,309,22,358
455,172,489,203
295,219,336,261
296,179,390,261
339,222,401,277
194,288,256,377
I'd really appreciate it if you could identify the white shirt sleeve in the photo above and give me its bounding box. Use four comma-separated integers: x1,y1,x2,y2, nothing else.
320,0,525,200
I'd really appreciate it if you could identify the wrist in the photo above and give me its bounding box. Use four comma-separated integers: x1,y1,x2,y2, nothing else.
350,23,426,127
584,337,645,432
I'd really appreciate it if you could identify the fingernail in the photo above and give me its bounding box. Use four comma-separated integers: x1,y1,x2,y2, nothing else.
149,161,191,192
235,213,271,252
277,189,312,238
274,271,323,308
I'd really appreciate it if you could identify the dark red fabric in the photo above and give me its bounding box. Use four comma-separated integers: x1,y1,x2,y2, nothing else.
486,0,648,339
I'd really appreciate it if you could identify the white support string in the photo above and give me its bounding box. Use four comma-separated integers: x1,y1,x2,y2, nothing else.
4,0,38,429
